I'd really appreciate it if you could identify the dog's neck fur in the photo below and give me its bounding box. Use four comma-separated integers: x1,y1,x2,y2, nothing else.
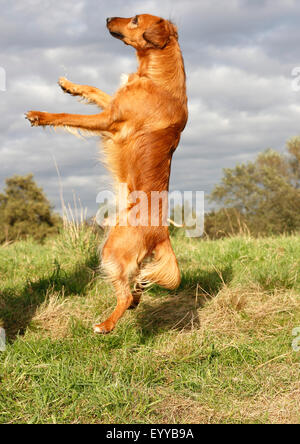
136,39,186,103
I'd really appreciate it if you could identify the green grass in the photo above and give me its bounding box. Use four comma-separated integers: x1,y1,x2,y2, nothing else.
0,228,300,424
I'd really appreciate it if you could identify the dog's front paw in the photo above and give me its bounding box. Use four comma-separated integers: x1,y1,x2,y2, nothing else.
58,77,76,95
25,111,46,127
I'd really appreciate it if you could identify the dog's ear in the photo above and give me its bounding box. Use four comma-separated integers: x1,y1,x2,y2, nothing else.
169,22,178,40
143,19,173,49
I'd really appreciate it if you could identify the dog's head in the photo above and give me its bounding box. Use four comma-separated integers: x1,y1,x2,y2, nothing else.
106,14,178,50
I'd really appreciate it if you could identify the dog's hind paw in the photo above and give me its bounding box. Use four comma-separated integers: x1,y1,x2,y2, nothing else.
93,320,115,334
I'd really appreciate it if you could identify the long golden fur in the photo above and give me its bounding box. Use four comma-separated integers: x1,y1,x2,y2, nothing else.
26,14,188,333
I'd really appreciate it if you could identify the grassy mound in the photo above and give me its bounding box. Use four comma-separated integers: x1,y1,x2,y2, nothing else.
0,228,299,423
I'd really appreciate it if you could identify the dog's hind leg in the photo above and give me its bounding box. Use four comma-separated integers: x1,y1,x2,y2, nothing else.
128,282,145,310
58,77,111,109
94,276,134,334
94,228,144,334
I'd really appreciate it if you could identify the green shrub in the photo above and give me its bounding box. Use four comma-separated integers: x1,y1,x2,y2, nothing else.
0,174,61,243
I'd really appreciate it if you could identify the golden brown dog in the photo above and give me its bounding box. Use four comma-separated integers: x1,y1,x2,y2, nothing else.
26,14,188,333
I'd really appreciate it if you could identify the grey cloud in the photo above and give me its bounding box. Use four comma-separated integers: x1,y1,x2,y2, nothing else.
1,0,300,215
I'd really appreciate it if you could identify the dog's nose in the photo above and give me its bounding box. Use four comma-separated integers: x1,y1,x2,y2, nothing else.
106,17,115,25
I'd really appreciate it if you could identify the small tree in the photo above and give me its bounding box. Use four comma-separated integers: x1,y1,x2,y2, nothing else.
208,138,300,236
0,174,61,243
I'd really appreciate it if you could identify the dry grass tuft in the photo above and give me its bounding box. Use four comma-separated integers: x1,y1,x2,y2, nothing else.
154,390,222,424
32,291,95,339
199,285,300,337
32,292,70,338
233,381,300,424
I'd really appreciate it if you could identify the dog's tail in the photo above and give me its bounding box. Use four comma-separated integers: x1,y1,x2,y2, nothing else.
137,238,181,290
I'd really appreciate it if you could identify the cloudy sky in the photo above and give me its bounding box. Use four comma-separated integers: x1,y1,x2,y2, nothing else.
1,0,300,215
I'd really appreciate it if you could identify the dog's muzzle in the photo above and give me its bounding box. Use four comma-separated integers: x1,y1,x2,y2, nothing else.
106,17,125,40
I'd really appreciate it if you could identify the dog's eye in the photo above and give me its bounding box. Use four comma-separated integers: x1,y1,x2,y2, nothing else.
132,15,139,25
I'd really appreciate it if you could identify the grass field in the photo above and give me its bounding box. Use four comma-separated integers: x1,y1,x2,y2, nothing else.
0,227,300,424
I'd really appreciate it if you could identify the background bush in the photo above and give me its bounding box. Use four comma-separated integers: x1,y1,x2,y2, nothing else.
0,174,61,243
205,137,300,238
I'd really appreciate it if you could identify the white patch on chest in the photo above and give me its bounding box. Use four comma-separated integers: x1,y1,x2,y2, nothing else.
119,73,129,87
